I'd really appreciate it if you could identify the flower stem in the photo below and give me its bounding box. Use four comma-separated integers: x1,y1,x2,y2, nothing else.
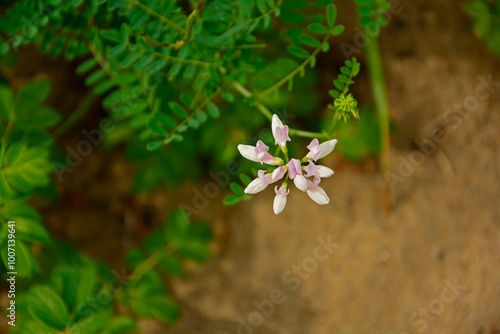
281,145,289,162
327,110,340,134
231,81,272,120
365,36,390,174
289,128,329,139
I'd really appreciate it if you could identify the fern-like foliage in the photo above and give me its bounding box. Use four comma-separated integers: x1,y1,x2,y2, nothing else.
1,0,351,153
352,0,390,38
253,2,346,99
0,79,56,278
328,57,361,123
9,208,212,333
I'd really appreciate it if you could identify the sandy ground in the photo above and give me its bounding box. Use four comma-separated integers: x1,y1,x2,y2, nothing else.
1,0,499,333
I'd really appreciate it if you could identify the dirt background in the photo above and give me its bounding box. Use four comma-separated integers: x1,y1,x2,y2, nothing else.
2,0,500,333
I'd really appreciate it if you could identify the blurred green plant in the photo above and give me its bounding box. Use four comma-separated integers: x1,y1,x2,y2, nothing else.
465,0,500,56
0,79,56,278
0,78,213,332
223,172,254,205
328,57,361,125
353,0,391,175
335,107,381,161
8,209,212,334
0,0,395,329
0,0,371,192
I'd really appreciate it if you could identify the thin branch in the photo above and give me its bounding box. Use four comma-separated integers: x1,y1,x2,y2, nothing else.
151,51,213,67
366,36,390,174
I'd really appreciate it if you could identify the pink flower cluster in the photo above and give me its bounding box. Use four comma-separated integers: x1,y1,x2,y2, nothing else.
237,115,337,215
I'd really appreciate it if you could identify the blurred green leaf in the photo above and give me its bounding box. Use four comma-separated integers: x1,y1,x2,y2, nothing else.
147,296,180,324
326,4,337,28
158,255,184,277
28,286,69,329
0,85,14,118
102,315,137,334
223,194,242,205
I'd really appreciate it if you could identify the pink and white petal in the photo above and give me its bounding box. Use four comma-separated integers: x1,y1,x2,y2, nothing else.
259,152,283,165
272,114,284,138
304,161,316,177
271,166,286,181
237,144,259,162
294,174,308,191
244,177,268,194
286,158,302,179
255,140,269,153
273,193,288,215
317,139,338,160
306,139,321,161
306,185,330,205
315,165,334,178
273,185,289,215
275,126,291,147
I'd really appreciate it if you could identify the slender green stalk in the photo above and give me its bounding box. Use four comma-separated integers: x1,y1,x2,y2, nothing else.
290,128,329,139
89,42,115,78
151,51,212,67
231,81,273,120
55,93,98,137
366,36,390,174
327,113,340,134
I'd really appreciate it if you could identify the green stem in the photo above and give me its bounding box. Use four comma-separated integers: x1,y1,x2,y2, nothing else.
231,81,272,120
289,128,329,139
231,81,329,140
366,36,390,174
55,93,97,137
89,42,116,78
220,43,268,50
151,51,213,68
327,111,340,134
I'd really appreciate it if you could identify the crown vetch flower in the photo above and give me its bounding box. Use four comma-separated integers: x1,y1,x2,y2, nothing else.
286,158,308,191
306,138,338,162
244,168,285,194
273,184,290,215
272,114,291,148
237,114,337,214
306,177,330,205
237,140,283,165
304,161,334,178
